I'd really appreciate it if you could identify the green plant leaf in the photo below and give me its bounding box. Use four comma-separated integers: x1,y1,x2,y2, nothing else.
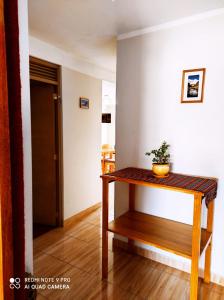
145,141,170,164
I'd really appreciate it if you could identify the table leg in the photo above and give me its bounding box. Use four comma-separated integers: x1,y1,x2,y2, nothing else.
102,178,109,279
129,183,135,211
101,153,106,174
128,184,135,251
204,200,214,283
101,159,104,174
190,194,202,300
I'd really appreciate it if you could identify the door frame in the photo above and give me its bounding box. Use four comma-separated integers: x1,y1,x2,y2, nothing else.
30,56,64,227
0,1,14,298
0,0,26,298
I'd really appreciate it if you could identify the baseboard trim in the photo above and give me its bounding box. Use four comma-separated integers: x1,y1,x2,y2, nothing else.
113,237,224,287
64,202,101,226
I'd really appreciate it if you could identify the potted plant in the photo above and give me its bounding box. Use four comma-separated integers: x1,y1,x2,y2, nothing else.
145,141,170,178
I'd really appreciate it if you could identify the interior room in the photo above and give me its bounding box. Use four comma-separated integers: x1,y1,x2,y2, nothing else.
1,0,224,299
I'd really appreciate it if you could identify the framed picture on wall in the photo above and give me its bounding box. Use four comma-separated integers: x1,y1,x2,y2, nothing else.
79,97,89,109
181,68,206,103
102,113,111,123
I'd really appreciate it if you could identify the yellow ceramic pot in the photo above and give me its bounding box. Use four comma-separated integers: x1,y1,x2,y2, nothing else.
152,163,170,178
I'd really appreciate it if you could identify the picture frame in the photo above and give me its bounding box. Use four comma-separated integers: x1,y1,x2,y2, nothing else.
79,97,89,109
181,68,206,103
102,113,111,123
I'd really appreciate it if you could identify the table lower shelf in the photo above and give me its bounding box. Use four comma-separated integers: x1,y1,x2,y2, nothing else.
108,211,211,259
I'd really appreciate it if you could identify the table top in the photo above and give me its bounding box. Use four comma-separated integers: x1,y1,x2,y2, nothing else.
101,167,218,205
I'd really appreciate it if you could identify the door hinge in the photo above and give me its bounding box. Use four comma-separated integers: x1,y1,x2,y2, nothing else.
53,154,58,161
53,93,61,103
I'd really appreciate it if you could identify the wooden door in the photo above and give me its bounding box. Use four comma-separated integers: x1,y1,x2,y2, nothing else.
31,80,58,226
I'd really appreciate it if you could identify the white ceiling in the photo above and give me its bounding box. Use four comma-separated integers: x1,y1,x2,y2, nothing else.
28,0,224,72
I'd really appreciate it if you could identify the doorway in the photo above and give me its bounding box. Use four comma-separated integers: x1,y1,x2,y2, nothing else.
101,80,116,218
30,57,63,238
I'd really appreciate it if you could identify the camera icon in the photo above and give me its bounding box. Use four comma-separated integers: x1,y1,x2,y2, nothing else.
9,278,21,289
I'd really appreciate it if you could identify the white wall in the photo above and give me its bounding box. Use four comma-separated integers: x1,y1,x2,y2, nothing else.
18,0,33,273
101,80,116,146
62,67,102,219
116,12,224,284
29,36,115,82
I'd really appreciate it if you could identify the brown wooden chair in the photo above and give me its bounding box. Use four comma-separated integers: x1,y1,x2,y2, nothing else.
104,157,115,174
101,144,115,174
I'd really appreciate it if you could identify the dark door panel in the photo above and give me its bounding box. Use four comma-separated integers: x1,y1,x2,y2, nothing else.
31,80,57,226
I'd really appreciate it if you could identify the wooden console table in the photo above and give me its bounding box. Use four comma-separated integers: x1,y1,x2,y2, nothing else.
101,167,217,300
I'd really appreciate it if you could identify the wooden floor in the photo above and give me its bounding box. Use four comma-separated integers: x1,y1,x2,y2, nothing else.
33,223,56,239
34,207,224,300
